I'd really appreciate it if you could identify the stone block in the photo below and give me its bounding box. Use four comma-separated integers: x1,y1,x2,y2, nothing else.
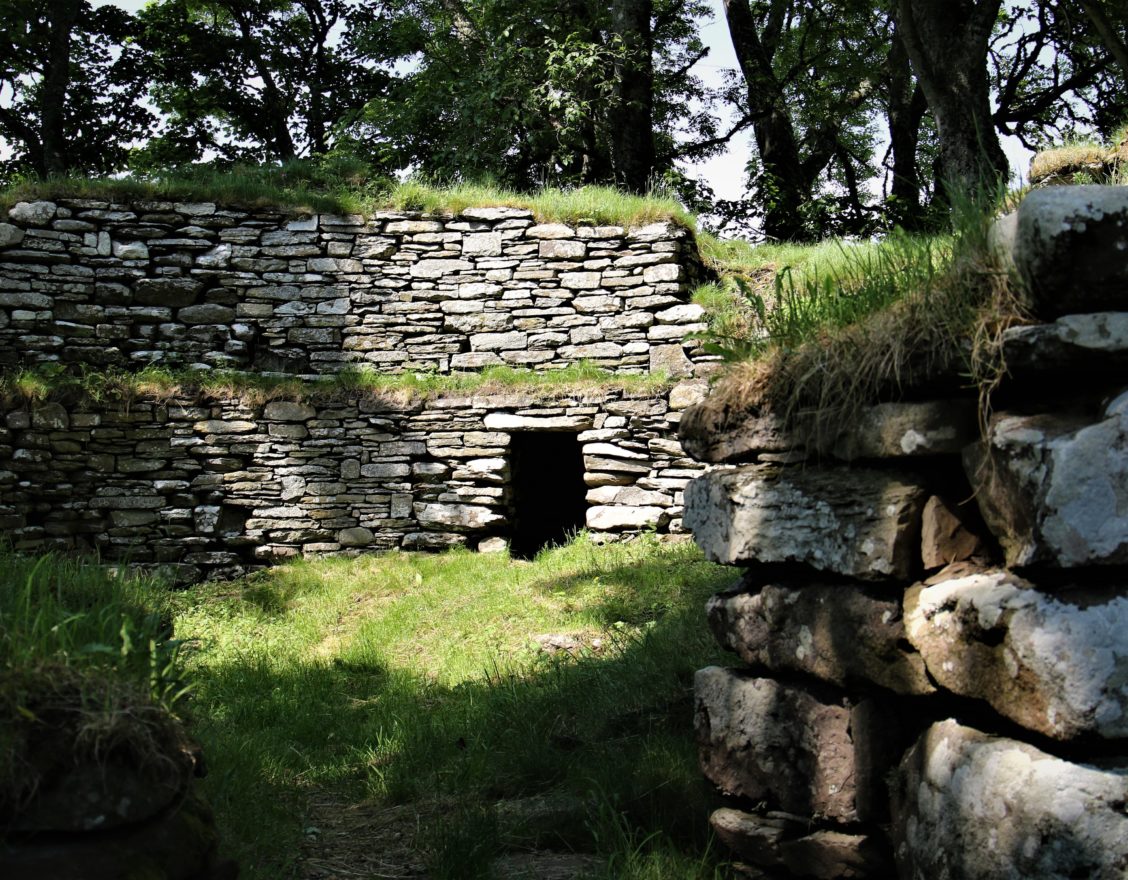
178,303,235,325
684,464,928,579
263,401,317,422
470,331,527,351
539,239,585,259
560,272,602,289
905,565,1128,740
965,398,1128,568
0,222,25,248
483,413,592,431
462,233,503,256
892,720,1128,880
9,201,57,226
649,343,693,378
829,399,977,460
585,505,667,530
695,668,893,823
1013,185,1128,317
338,527,375,546
1001,312,1128,377
135,277,203,307
415,502,504,531
526,223,574,239
707,578,934,695
410,258,472,278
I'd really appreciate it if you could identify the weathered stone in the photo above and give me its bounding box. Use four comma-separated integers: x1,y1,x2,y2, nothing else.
135,277,203,307
643,263,683,283
679,403,792,463
920,495,985,569
471,331,527,351
30,403,69,431
478,536,508,553
695,668,883,823
113,240,149,260
178,303,235,325
965,399,1128,568
1013,185,1128,317
559,271,602,289
539,239,586,259
684,464,928,579
461,207,533,221
709,809,892,879
410,258,472,278
263,401,316,421
9,201,57,226
462,233,503,256
905,565,1128,740
385,220,445,234
892,720,1128,880
668,379,709,410
1001,312,1128,377
526,223,574,239
585,485,670,507
338,527,375,546
649,343,693,378
585,505,667,530
830,399,977,460
193,419,257,434
415,502,504,531
707,578,934,695
0,222,25,248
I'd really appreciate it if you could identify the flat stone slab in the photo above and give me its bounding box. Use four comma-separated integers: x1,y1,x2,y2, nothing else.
965,394,1128,569
905,565,1128,740
708,578,934,695
684,464,928,579
678,402,792,463
828,399,977,461
1001,312,1128,377
892,720,1128,880
1013,185,1128,318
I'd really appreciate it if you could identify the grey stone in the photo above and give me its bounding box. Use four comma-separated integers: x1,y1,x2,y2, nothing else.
643,263,683,283
1013,185,1128,317
471,332,527,351
684,464,928,579
526,223,574,239
892,720,1128,880
461,207,533,221
339,527,375,546
415,502,504,531
0,222,25,247
539,239,586,259
905,566,1128,740
966,402,1128,568
9,201,57,225
263,401,317,421
585,505,667,530
410,258,472,278
385,220,445,234
30,403,69,431
178,303,235,325
135,277,203,307
483,413,592,431
559,272,602,289
678,402,792,463
113,241,149,260
654,303,704,323
707,579,934,695
1001,312,1128,377
830,399,977,460
649,343,694,378
462,233,503,256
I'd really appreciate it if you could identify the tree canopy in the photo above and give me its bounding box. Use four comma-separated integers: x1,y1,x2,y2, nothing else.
0,0,1123,240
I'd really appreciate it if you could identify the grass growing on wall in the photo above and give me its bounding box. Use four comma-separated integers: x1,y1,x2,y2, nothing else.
172,536,735,877
0,362,674,410
0,164,695,230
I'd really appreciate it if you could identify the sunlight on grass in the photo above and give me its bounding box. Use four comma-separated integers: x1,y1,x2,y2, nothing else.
167,535,736,878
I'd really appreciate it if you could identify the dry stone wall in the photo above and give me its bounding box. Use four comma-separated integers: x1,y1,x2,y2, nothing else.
0,197,716,578
0,199,709,376
680,186,1128,879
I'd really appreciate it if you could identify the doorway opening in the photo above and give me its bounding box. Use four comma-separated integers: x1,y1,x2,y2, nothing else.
508,431,588,560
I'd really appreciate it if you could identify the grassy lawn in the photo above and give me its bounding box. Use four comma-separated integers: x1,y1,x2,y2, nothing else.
164,534,737,879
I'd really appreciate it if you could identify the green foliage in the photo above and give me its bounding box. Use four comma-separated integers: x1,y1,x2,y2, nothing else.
171,536,735,878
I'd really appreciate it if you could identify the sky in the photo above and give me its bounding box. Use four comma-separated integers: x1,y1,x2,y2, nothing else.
89,0,1031,201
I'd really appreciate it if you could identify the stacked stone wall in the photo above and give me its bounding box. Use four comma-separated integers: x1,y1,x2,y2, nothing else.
680,186,1128,879
0,383,708,582
0,199,709,376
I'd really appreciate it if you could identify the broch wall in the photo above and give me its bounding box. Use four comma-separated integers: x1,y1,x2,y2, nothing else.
680,185,1128,879
0,198,714,579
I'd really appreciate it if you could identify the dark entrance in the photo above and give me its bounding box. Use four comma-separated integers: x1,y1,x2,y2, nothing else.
508,432,588,559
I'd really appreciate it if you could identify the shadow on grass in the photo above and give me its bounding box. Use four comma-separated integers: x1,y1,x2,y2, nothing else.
186,595,733,879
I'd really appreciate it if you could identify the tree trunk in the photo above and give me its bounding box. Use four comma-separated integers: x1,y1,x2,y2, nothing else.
886,21,929,229
41,0,82,177
723,0,810,241
611,0,655,193
894,0,1008,196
